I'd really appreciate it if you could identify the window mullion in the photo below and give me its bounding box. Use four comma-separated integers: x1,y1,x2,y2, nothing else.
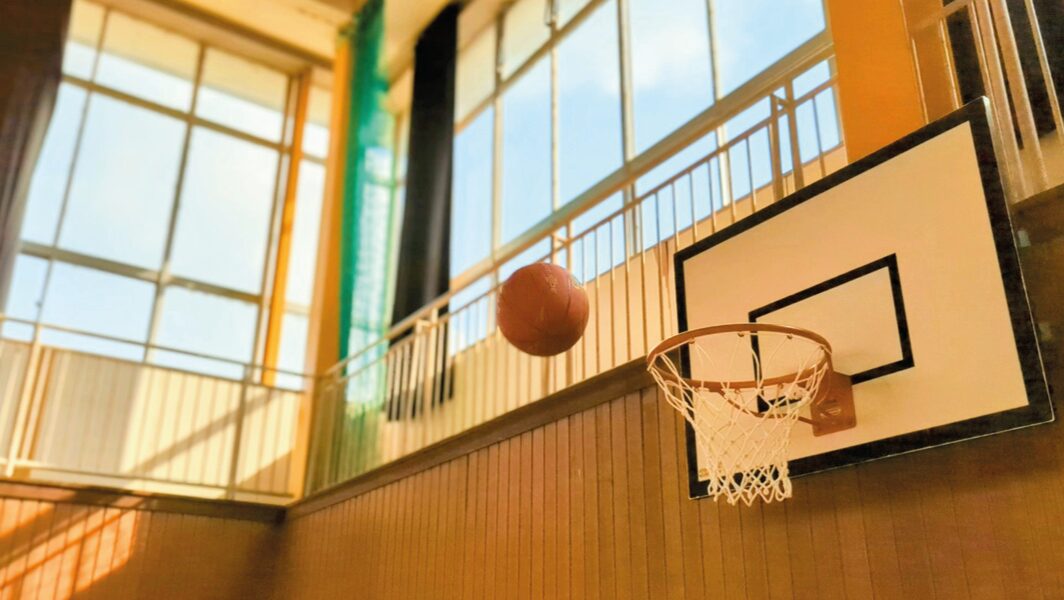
142,42,207,362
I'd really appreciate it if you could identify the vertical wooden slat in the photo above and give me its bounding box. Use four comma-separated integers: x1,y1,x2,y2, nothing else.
593,403,616,600
623,393,650,599
640,389,668,597
656,397,689,600
581,409,600,600
608,397,632,600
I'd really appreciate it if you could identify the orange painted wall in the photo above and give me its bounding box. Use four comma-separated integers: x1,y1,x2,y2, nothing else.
824,0,927,160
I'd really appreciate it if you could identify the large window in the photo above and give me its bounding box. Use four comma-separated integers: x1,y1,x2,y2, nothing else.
450,0,831,284
3,1,331,386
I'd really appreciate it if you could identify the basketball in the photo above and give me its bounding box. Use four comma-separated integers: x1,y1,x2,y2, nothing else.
497,263,589,357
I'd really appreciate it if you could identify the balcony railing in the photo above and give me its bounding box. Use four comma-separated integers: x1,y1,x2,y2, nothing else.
907,0,1064,199
0,315,309,504
305,37,846,495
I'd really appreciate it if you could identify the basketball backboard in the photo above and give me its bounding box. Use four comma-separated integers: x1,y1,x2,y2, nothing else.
673,101,1052,499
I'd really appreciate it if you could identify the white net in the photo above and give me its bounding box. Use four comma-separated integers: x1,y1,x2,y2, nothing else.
648,325,831,505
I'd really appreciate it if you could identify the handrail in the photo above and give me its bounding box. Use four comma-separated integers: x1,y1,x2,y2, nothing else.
0,313,312,381
326,32,835,376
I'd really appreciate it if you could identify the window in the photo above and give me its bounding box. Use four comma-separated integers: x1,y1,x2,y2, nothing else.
58,94,184,269
501,57,551,244
7,0,331,385
449,0,833,295
450,109,494,278
168,127,279,293
557,1,622,203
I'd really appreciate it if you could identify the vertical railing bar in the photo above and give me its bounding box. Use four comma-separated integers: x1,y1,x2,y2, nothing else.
593,228,602,377
1020,0,1064,145
784,82,805,192
608,217,617,369
984,0,1048,191
744,138,757,213
967,2,1026,199
225,365,252,499
768,96,785,202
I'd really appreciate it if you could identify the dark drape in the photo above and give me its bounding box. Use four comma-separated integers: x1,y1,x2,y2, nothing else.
0,0,71,309
390,4,458,323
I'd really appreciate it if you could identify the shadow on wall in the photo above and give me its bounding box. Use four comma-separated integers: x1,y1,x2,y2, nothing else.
0,492,280,598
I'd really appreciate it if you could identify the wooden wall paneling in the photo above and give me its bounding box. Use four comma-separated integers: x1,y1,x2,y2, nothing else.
655,393,691,600
828,467,874,598
882,456,935,599
580,408,600,600
622,393,650,599
495,439,511,599
518,432,532,600
483,442,500,598
608,396,632,600
593,402,616,600
638,388,667,597
944,441,1008,598
758,489,792,599
507,436,522,598
568,413,585,600
555,415,571,600
541,423,557,600
530,428,545,600
803,473,845,600
854,460,905,597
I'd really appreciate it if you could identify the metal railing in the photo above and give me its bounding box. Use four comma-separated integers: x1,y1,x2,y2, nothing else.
906,0,1064,200
0,315,309,504
305,44,847,494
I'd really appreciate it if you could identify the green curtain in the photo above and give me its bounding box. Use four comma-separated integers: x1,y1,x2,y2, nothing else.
338,0,397,362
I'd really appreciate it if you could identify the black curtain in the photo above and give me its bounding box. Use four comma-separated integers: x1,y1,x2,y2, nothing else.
390,4,459,323
0,0,71,309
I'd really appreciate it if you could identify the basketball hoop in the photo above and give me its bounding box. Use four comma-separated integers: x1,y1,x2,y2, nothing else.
647,323,855,505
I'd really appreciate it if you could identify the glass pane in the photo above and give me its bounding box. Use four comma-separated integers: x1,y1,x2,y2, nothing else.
285,160,325,306
40,262,154,341
276,311,309,388
303,86,332,158
569,193,625,281
96,12,198,111
629,0,713,153
499,238,551,281
714,0,826,95
169,127,279,293
58,94,185,269
150,350,242,380
64,0,104,78
197,49,287,141
154,287,257,364
502,0,549,77
559,0,592,25
501,57,551,244
23,84,87,245
636,134,716,196
4,255,48,322
558,1,622,203
456,25,496,122
451,108,494,278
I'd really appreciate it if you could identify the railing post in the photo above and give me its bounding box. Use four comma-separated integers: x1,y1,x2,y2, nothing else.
768,94,786,201
225,364,253,499
783,82,806,192
5,324,46,478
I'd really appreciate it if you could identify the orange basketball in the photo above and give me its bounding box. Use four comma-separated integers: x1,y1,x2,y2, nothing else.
497,263,589,357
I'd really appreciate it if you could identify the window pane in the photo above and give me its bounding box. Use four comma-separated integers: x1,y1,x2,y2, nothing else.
276,311,309,388
303,86,332,158
285,160,325,306
558,1,622,203
64,0,104,78
499,238,551,281
169,128,279,293
40,262,154,341
4,255,48,322
714,0,825,95
154,288,257,364
456,25,496,122
629,0,712,153
58,94,185,269
96,12,198,111
569,193,625,281
559,0,592,25
502,0,549,77
197,49,287,141
23,84,87,245
501,57,551,244
451,108,494,278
